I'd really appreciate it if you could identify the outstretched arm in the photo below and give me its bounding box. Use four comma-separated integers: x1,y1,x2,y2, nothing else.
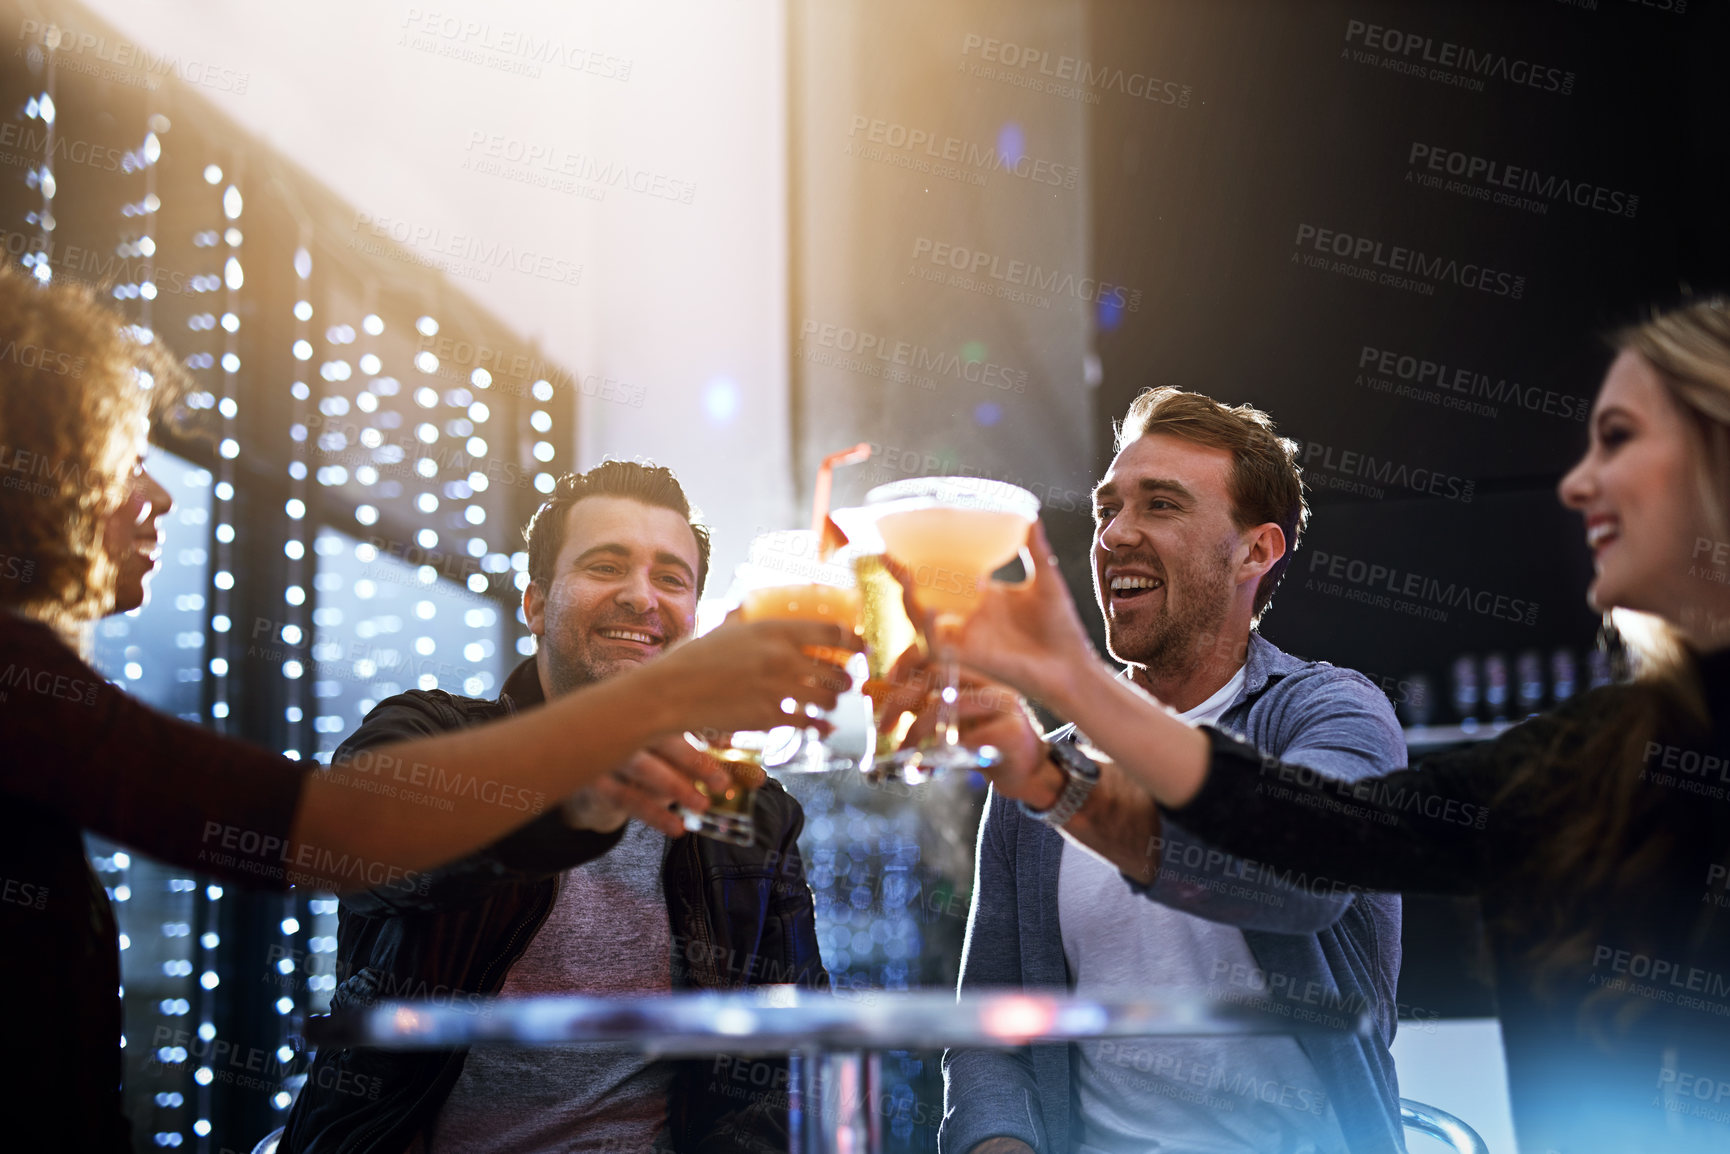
950,522,1503,896
289,618,860,890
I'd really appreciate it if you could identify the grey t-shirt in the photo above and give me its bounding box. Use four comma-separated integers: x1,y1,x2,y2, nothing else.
1060,668,1347,1154
430,820,675,1154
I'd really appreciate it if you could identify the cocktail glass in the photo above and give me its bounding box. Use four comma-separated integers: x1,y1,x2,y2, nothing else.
842,478,1040,779
678,531,864,843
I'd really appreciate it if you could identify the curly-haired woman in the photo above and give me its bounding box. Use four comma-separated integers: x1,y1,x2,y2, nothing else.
0,265,856,1150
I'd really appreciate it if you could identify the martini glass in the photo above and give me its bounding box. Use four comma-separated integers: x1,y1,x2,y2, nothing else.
850,477,1040,778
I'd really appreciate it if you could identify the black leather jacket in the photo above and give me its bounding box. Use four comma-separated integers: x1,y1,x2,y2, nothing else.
280,658,830,1153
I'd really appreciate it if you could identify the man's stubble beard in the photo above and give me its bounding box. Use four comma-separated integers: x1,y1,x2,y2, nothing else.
539,606,668,699
1102,543,1236,683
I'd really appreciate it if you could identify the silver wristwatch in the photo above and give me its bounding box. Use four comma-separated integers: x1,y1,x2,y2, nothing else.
1020,739,1101,828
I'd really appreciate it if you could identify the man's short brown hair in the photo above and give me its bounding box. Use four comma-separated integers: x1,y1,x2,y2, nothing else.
523,459,712,596
1114,386,1308,623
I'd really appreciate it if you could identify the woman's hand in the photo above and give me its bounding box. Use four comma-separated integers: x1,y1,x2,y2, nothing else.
561,737,733,837
626,617,862,737
950,520,1101,706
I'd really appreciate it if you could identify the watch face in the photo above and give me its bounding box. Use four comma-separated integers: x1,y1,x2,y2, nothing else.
1051,739,1101,782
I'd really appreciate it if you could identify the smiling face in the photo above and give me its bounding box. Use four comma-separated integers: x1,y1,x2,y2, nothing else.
100,455,173,615
524,495,701,696
1560,350,1716,624
1090,433,1260,679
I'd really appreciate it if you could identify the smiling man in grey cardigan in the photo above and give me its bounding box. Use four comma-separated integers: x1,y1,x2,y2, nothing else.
938,388,1406,1154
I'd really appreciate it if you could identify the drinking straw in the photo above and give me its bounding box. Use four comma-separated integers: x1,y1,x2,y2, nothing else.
812,442,872,557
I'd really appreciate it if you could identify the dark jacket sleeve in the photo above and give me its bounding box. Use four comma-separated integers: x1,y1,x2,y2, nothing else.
331,692,623,917
1168,703,1574,895
939,788,1052,1154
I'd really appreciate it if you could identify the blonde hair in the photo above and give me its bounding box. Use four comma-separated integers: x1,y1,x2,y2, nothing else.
0,264,186,636
1502,298,1730,1008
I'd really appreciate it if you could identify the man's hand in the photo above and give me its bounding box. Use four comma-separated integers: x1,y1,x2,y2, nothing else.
561,736,733,837
882,648,1064,810
969,1139,1035,1154
640,617,861,737
951,520,1100,709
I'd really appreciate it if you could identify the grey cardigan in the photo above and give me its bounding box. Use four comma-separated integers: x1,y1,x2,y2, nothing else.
939,633,1408,1154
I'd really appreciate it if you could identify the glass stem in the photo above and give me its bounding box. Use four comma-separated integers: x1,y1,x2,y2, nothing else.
936,641,962,751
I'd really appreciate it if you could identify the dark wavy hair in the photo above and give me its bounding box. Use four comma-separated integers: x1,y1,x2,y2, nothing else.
523,459,712,596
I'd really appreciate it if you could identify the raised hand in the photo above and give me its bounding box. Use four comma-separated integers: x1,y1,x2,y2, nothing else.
951,520,1100,704
885,646,1056,808
561,736,734,836
639,617,862,737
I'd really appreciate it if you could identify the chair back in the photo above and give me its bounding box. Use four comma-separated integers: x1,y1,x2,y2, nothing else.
1399,1097,1489,1154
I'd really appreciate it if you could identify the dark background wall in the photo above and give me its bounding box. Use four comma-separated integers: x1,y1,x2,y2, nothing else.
1085,0,1728,686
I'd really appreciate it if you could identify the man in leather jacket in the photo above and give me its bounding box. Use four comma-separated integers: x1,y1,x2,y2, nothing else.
282,461,829,1154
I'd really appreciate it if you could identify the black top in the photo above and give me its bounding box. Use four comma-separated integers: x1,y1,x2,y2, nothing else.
1172,648,1730,1154
0,611,309,1151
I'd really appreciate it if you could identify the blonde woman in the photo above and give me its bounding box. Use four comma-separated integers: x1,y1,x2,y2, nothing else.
949,300,1730,1153
0,265,856,1151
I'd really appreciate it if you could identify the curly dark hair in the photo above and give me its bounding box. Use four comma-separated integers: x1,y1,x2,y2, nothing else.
522,459,712,596
0,264,187,635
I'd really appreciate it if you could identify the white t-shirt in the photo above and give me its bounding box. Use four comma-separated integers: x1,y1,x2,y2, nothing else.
1059,665,1347,1153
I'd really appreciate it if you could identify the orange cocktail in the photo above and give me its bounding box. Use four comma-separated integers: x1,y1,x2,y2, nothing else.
874,506,1033,621
859,477,1042,777
740,583,861,667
